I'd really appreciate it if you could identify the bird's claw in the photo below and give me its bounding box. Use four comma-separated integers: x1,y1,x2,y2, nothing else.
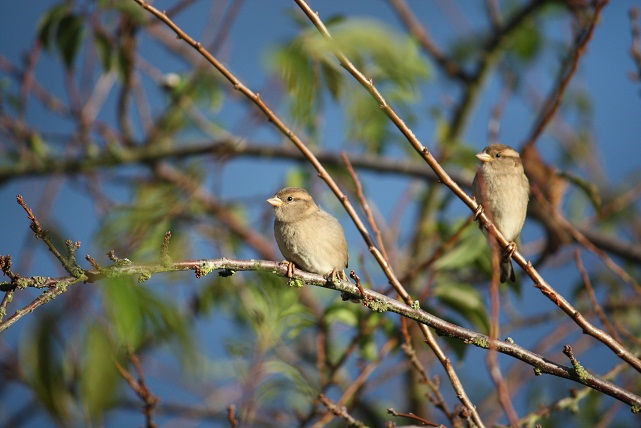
280,260,295,278
473,203,484,220
326,268,347,284
504,242,517,261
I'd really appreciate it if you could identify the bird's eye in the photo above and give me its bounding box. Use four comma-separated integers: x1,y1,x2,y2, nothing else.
495,153,501,158
287,196,294,202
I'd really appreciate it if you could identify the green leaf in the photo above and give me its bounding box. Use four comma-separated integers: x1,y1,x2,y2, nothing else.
94,30,113,72
268,16,429,131
19,314,73,422
321,62,344,99
101,277,194,358
81,325,121,419
507,19,542,62
108,0,147,25
37,4,70,50
102,278,144,348
55,13,84,69
284,167,310,189
269,40,320,125
345,88,389,150
308,18,431,85
434,282,490,333
433,231,486,271
324,302,359,328
358,333,378,362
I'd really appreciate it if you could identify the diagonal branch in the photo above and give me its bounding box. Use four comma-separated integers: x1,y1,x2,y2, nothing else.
292,0,641,377
522,0,609,149
132,4,483,424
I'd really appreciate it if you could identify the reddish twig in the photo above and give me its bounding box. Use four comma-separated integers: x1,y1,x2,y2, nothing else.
628,7,641,81
486,234,520,426
522,1,609,149
227,404,238,428
387,0,469,81
115,351,159,428
574,250,622,343
312,338,397,428
531,186,641,295
349,270,368,302
399,316,455,421
342,152,390,263
16,195,84,277
387,407,442,427
317,393,366,428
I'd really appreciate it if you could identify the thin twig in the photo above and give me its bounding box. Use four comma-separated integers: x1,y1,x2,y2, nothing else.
574,250,622,343
291,0,641,379
317,394,367,428
486,234,520,426
115,352,159,428
532,186,641,294
16,195,82,277
312,338,396,428
387,0,470,81
630,7,641,82
387,407,442,427
522,1,609,149
399,316,455,421
342,152,390,263
227,404,238,428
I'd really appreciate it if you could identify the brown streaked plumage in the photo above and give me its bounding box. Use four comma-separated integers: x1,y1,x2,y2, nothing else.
472,144,529,282
267,187,348,282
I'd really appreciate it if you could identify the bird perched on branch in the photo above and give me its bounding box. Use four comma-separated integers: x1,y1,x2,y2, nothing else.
267,187,348,282
472,144,530,282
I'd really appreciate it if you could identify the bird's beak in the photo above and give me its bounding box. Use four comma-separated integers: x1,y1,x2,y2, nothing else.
476,152,492,163
267,196,283,207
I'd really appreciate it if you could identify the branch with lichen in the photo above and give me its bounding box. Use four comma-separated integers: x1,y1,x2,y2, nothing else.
125,2,641,425
1,195,639,412
3,249,641,411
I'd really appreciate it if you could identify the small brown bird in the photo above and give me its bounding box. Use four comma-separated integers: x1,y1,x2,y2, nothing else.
267,187,348,282
472,144,529,282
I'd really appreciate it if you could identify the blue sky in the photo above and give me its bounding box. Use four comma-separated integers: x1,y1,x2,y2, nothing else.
1,1,640,426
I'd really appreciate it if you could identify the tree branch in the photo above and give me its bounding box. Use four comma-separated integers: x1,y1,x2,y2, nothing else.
292,0,641,377
3,255,641,411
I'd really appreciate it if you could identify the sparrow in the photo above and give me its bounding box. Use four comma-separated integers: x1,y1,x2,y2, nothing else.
267,187,348,282
472,144,529,282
